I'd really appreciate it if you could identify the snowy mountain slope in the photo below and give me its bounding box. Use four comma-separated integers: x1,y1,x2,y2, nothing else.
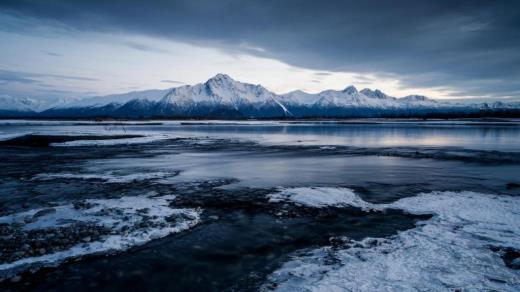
0,95,47,112
60,88,172,109
160,74,283,108
156,74,289,117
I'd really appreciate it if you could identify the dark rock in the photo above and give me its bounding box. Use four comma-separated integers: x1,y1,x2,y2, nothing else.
33,208,56,218
23,216,35,224
73,201,94,210
506,182,520,190
511,258,520,269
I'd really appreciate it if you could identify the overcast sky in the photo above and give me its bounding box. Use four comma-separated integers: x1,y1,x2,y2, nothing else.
1,0,519,101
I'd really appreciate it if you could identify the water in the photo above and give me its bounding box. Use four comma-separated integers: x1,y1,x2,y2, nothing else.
0,120,519,290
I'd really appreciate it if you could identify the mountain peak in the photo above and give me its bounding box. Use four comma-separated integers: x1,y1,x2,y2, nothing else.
206,73,235,84
342,85,358,94
401,95,432,102
361,88,391,99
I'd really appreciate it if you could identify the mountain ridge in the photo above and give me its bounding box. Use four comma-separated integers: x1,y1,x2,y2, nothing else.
2,74,520,119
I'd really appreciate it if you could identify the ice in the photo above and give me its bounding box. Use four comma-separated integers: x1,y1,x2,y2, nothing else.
0,194,201,278
33,171,176,183
268,187,377,211
265,188,520,291
50,134,176,147
0,132,32,141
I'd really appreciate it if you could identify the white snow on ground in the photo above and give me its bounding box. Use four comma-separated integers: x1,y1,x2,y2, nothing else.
265,188,520,291
0,193,201,278
33,171,176,183
50,134,177,147
0,132,32,141
268,187,377,211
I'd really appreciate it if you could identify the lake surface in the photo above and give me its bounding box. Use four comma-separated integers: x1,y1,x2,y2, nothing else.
0,120,519,291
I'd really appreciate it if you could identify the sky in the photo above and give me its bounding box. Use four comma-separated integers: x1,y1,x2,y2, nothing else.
0,0,519,102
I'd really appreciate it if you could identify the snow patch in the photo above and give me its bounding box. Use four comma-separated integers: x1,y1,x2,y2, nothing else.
0,132,32,141
268,187,377,211
265,189,520,291
0,193,201,278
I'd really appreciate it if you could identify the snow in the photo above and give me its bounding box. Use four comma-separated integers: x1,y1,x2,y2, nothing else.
0,95,44,112
57,88,172,109
0,95,79,112
265,188,520,291
0,193,201,277
32,171,176,183
268,187,376,211
160,73,285,112
0,132,32,141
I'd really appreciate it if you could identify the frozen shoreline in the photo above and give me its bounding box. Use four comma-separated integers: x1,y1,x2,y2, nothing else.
265,188,520,291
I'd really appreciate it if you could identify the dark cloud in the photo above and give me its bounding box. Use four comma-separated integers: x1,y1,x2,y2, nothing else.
124,41,169,53
313,72,332,77
1,0,519,97
41,50,62,57
0,70,99,82
161,80,184,85
0,70,39,84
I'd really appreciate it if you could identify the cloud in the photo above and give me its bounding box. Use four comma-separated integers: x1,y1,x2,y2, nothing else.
0,0,519,97
0,69,101,98
0,70,39,84
124,41,169,54
161,80,185,85
313,72,332,77
0,70,99,82
41,50,62,57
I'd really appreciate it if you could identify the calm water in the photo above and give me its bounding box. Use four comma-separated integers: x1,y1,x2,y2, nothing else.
0,120,519,290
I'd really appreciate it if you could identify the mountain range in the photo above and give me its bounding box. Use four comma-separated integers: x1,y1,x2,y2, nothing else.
2,74,520,119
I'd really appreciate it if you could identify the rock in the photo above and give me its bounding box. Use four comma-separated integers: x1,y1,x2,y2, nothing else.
208,215,219,221
11,222,24,229
21,243,31,251
73,201,93,210
33,208,56,218
180,213,197,221
23,216,35,224
82,236,91,242
512,257,520,269
38,248,46,255
10,275,22,283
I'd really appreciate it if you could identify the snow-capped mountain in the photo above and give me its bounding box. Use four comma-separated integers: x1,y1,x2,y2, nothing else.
60,88,172,108
1,74,519,118
0,95,46,112
0,95,82,113
155,74,290,117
